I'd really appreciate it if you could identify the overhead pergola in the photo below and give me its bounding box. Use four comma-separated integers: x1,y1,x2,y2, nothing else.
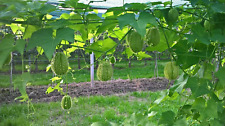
49,0,188,8
47,0,190,87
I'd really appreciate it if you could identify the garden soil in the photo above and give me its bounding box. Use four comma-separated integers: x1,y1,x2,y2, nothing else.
0,77,171,105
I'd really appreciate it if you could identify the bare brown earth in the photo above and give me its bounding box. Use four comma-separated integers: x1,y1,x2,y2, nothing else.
0,77,170,105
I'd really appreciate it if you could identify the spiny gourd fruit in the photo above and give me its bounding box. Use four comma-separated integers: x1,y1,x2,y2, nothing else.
164,61,179,80
61,95,72,110
146,28,160,46
51,52,69,75
97,61,113,81
126,31,144,53
4,53,12,65
110,56,116,64
168,8,179,24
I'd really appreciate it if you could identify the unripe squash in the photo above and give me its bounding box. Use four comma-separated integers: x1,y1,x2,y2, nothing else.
51,52,69,75
164,61,179,80
204,20,210,31
110,56,116,64
97,61,113,81
146,28,160,46
168,8,179,24
126,31,144,53
61,95,72,110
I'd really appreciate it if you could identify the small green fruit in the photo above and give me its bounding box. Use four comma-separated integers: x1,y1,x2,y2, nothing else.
204,20,210,31
146,28,160,46
168,8,179,24
4,53,12,65
97,61,113,81
110,56,116,64
51,52,69,75
126,31,144,53
164,61,179,80
61,95,72,110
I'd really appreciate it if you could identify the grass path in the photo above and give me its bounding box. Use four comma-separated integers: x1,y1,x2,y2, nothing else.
0,90,184,126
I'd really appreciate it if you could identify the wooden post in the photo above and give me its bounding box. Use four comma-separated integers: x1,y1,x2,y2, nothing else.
35,58,38,72
77,50,81,69
129,58,131,68
10,53,13,86
154,52,158,77
90,38,94,87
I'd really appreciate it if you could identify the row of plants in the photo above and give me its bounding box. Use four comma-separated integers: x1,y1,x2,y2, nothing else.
0,0,225,125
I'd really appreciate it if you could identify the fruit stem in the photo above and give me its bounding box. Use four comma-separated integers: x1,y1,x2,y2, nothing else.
149,9,188,75
22,54,24,74
66,75,68,95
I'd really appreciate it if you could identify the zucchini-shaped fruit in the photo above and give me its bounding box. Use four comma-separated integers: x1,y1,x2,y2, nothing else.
168,8,179,24
61,95,72,110
164,61,179,80
146,28,160,46
126,31,144,53
51,52,69,75
97,61,113,81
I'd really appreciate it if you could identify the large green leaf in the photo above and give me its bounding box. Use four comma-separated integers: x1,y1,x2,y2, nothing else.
96,19,117,35
135,12,157,36
49,19,72,29
28,28,58,60
203,99,218,119
136,51,151,60
189,24,210,45
117,12,157,37
192,97,206,113
158,110,175,126
211,3,225,13
170,73,189,94
210,29,225,43
23,25,39,39
85,38,117,59
14,72,32,96
0,34,14,69
214,66,225,90
117,13,136,29
14,39,26,55
138,11,157,27
185,77,210,98
122,47,134,59
55,27,74,43
124,3,147,12
109,27,128,40
174,118,187,126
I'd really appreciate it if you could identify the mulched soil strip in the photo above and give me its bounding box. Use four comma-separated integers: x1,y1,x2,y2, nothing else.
0,77,170,105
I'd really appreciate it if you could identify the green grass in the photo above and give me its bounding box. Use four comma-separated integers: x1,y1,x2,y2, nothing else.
0,60,169,88
0,91,185,126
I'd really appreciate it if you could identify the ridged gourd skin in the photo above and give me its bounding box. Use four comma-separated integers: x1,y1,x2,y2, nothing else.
126,31,144,53
164,61,179,80
51,52,69,75
61,95,72,110
110,56,116,64
146,28,160,46
4,53,12,65
168,8,179,24
97,61,113,81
